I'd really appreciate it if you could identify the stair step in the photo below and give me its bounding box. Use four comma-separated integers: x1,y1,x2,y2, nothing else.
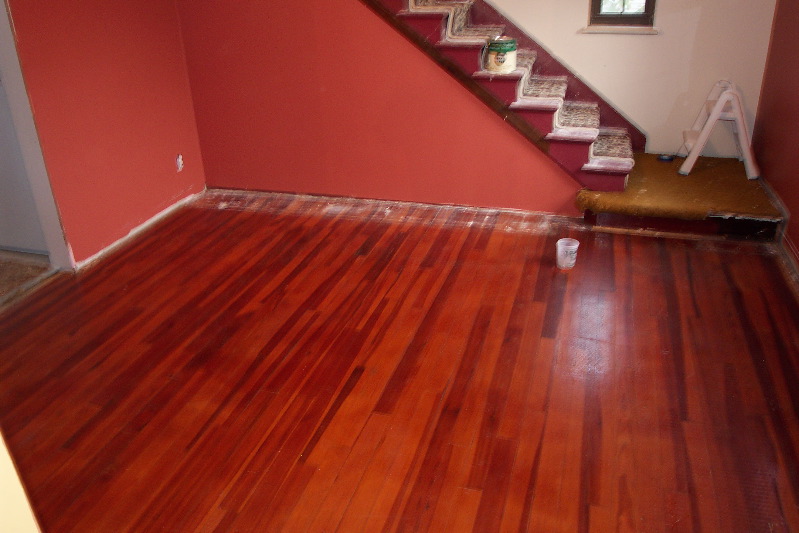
513,75,568,110
472,49,534,103
447,23,505,43
472,68,527,79
473,71,526,105
515,49,537,70
374,0,643,193
583,129,634,173
506,105,557,135
548,102,600,141
407,1,503,44
523,75,568,100
548,137,626,191
434,41,484,72
397,12,447,41
559,101,600,128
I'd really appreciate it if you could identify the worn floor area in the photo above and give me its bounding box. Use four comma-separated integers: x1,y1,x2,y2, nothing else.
577,153,783,221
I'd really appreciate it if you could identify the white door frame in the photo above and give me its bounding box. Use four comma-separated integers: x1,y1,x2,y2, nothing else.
0,2,73,270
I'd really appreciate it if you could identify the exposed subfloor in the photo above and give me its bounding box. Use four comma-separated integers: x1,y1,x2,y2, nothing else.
576,153,783,236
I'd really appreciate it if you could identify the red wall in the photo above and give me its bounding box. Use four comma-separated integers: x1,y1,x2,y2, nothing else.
7,0,205,263
754,0,799,260
175,0,579,215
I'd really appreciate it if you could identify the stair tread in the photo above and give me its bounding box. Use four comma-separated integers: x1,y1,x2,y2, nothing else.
523,75,568,100
592,130,633,159
436,2,503,41
393,0,642,191
546,102,600,141
397,10,446,18
406,0,504,42
412,0,473,7
516,49,537,65
447,25,505,40
581,130,634,173
434,40,484,49
473,68,527,79
559,102,600,129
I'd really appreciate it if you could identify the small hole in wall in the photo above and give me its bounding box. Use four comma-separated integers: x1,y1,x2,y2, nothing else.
176,154,184,172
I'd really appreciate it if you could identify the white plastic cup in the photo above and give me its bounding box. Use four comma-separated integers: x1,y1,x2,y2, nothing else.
556,238,579,269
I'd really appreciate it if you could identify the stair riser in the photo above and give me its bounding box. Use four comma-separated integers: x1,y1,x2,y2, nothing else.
398,13,445,42
437,45,483,74
573,172,626,192
363,0,638,193
548,141,626,191
547,140,592,173
466,0,646,151
512,108,555,136
474,77,521,105
382,0,406,12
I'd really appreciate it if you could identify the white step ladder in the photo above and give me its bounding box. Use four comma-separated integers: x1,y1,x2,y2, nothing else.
678,80,760,179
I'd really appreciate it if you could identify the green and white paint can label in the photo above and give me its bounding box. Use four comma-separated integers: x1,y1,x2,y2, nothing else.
483,36,517,74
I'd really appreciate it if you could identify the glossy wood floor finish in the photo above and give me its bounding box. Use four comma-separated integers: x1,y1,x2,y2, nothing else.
2,191,799,532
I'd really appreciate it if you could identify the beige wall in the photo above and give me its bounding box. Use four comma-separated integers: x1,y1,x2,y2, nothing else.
0,435,39,532
490,0,777,157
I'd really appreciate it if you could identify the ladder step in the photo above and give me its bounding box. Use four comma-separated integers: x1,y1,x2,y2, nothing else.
682,130,699,152
705,99,737,121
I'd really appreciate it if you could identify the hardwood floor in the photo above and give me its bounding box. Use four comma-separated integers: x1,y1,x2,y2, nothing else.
2,190,799,532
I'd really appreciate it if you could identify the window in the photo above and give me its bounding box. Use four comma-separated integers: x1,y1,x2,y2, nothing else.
590,0,655,27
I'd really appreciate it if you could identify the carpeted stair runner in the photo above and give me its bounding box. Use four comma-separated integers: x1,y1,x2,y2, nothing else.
377,0,638,191
404,0,503,43
586,129,635,172
523,75,568,104
364,0,783,238
550,101,600,140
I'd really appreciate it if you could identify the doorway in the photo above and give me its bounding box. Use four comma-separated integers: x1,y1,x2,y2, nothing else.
0,3,72,272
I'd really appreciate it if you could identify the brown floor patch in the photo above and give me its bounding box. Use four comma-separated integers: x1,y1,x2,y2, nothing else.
576,153,783,220
0,252,51,305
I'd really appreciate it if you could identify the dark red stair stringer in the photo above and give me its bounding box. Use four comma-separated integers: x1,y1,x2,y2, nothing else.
358,0,647,192
468,0,646,150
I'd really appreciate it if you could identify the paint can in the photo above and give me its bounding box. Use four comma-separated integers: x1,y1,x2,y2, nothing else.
483,36,517,74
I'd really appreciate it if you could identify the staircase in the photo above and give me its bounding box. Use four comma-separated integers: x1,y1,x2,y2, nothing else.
360,0,645,191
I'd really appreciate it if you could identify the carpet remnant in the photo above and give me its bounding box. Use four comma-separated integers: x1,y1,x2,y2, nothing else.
576,153,783,221
559,101,600,129
0,254,50,302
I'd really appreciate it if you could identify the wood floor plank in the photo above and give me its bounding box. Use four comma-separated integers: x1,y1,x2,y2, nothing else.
2,190,799,532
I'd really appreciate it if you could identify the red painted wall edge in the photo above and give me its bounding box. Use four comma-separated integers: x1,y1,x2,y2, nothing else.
7,0,205,263
7,0,581,263
754,0,799,260
175,0,579,216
